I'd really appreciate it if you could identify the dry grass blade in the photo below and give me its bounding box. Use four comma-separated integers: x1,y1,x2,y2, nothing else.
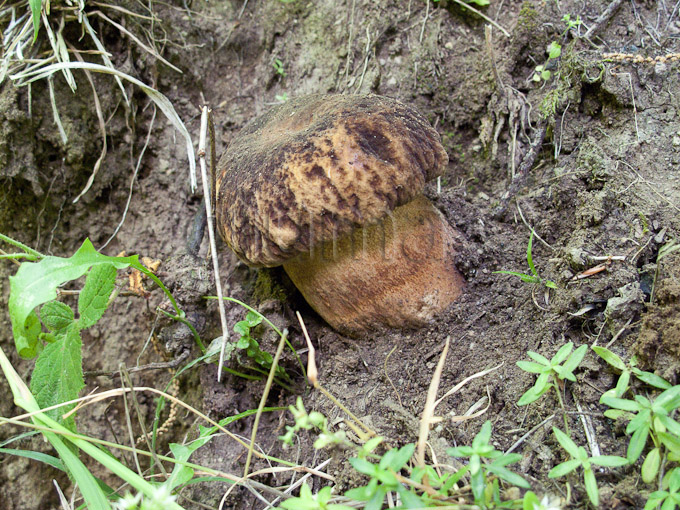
93,10,182,73
416,336,450,467
243,329,289,478
10,61,197,191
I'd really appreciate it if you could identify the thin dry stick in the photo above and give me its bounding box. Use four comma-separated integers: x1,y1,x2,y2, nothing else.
297,312,375,438
584,0,625,39
416,336,450,467
243,329,289,478
197,106,230,381
450,0,510,37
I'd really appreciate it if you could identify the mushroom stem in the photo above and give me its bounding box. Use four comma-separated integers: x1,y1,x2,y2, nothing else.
283,196,465,335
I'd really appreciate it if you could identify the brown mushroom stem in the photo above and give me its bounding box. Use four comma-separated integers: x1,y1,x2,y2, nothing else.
283,196,465,335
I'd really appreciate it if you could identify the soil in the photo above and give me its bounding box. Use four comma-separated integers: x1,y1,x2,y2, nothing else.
1,0,679,509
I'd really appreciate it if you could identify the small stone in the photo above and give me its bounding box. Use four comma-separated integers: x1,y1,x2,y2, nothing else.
445,41,454,50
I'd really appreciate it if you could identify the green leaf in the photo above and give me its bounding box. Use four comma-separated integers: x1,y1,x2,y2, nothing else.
526,231,537,276
659,432,680,455
548,459,581,478
552,342,574,365
517,384,549,406
245,311,263,327
380,443,414,471
473,421,493,450
545,280,558,289
349,457,377,477
633,369,672,390
527,351,550,365
560,344,588,377
616,370,631,397
584,468,599,507
523,491,540,510
485,464,530,488
395,485,426,508
656,386,680,413
657,415,680,437
628,424,650,463
552,427,580,459
590,455,628,467
78,264,116,329
592,346,626,371
234,321,250,337
517,361,546,373
642,447,662,484
40,301,75,334
447,446,474,457
236,336,250,349
29,0,42,41
601,395,641,412
547,41,562,59
9,239,137,358
29,325,83,429
0,447,65,472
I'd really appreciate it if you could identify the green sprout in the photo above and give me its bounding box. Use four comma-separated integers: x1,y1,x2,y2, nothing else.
273,58,286,77
645,468,680,510
600,383,680,484
447,421,530,506
548,427,628,507
494,231,557,290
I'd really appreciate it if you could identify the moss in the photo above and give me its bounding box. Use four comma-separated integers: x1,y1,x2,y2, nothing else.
252,268,290,304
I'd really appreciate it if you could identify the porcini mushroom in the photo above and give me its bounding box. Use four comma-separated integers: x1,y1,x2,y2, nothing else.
215,94,465,335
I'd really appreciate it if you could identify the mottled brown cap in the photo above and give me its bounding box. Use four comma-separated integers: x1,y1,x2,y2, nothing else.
215,94,448,267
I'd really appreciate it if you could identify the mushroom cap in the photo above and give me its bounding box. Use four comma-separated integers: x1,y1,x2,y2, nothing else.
215,94,448,267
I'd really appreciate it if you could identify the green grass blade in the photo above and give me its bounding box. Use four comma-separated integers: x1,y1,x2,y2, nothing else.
526,231,537,276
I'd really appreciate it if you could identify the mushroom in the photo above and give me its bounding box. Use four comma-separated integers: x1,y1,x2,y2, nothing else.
215,94,465,335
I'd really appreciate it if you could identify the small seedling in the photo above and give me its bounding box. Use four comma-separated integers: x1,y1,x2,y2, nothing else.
600,383,680,484
447,420,530,506
234,311,289,380
345,443,426,509
273,58,286,77
645,467,680,510
279,397,349,449
494,231,557,290
517,342,587,406
548,427,628,507
280,484,353,510
593,346,671,399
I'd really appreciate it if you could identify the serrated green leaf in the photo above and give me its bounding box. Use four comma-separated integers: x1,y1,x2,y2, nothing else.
9,239,137,358
592,346,626,371
30,325,83,430
40,301,75,334
78,264,116,329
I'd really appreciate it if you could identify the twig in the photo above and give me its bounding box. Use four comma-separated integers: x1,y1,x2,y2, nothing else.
584,0,625,39
505,414,556,454
450,0,510,37
197,106,231,382
492,123,548,219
